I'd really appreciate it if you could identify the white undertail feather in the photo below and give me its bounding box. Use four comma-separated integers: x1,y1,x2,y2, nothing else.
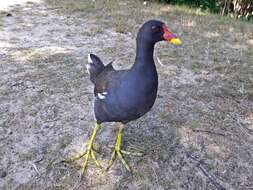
87,54,93,64
86,63,91,74
86,53,105,83
86,54,93,74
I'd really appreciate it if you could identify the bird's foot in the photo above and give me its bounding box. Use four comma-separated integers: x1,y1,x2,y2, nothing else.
106,124,143,171
107,148,142,171
63,123,102,176
81,146,101,175
64,148,101,176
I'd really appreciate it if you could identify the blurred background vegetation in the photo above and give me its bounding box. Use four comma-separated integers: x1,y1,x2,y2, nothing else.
157,0,253,20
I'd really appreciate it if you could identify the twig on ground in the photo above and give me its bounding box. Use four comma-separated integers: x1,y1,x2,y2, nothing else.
156,56,166,67
197,163,225,190
187,153,225,190
236,117,253,134
227,112,253,134
213,104,253,136
30,162,40,176
0,136,9,141
150,161,159,186
192,129,226,137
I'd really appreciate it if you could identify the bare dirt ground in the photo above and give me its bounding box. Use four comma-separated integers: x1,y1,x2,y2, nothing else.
0,0,253,189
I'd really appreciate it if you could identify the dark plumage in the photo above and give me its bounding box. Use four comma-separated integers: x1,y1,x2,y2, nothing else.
87,20,176,124
91,52,158,124
76,20,182,174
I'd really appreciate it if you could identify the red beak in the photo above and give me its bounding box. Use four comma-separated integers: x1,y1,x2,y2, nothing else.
162,24,182,45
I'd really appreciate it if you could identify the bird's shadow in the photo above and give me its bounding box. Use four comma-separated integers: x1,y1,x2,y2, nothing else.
122,118,179,165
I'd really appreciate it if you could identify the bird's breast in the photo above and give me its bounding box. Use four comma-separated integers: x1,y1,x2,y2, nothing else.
116,66,158,110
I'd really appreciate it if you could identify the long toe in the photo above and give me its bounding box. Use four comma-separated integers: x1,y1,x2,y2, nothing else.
107,150,117,171
107,149,138,172
67,150,88,162
81,148,102,175
62,123,102,176
106,123,143,172
116,150,131,171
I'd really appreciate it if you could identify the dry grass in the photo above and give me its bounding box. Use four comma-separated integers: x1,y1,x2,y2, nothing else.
0,0,253,189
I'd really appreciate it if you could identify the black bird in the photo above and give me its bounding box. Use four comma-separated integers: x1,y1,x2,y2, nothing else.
74,20,182,174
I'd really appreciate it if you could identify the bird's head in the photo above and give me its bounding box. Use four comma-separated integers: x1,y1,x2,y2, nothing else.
137,20,182,45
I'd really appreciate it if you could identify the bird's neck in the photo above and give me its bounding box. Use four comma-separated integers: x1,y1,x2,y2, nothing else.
134,39,155,67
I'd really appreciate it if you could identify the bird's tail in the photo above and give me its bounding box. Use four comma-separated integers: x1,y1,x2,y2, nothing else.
86,54,105,83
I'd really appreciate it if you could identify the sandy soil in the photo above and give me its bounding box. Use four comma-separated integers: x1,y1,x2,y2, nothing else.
0,0,253,189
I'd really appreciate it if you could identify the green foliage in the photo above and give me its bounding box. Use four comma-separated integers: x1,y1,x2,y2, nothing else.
159,0,218,12
157,0,253,20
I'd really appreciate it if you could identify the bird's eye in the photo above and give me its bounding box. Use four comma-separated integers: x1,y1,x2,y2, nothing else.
151,26,160,33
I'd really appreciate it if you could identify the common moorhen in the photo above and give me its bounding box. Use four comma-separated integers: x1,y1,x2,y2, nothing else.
75,20,181,174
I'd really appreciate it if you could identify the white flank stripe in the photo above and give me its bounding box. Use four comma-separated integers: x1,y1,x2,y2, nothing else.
97,93,106,99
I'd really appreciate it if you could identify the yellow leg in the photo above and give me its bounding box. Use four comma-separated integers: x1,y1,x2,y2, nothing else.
107,123,142,171
66,123,102,175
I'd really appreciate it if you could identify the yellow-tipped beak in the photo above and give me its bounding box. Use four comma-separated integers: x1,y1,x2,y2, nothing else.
170,38,182,45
